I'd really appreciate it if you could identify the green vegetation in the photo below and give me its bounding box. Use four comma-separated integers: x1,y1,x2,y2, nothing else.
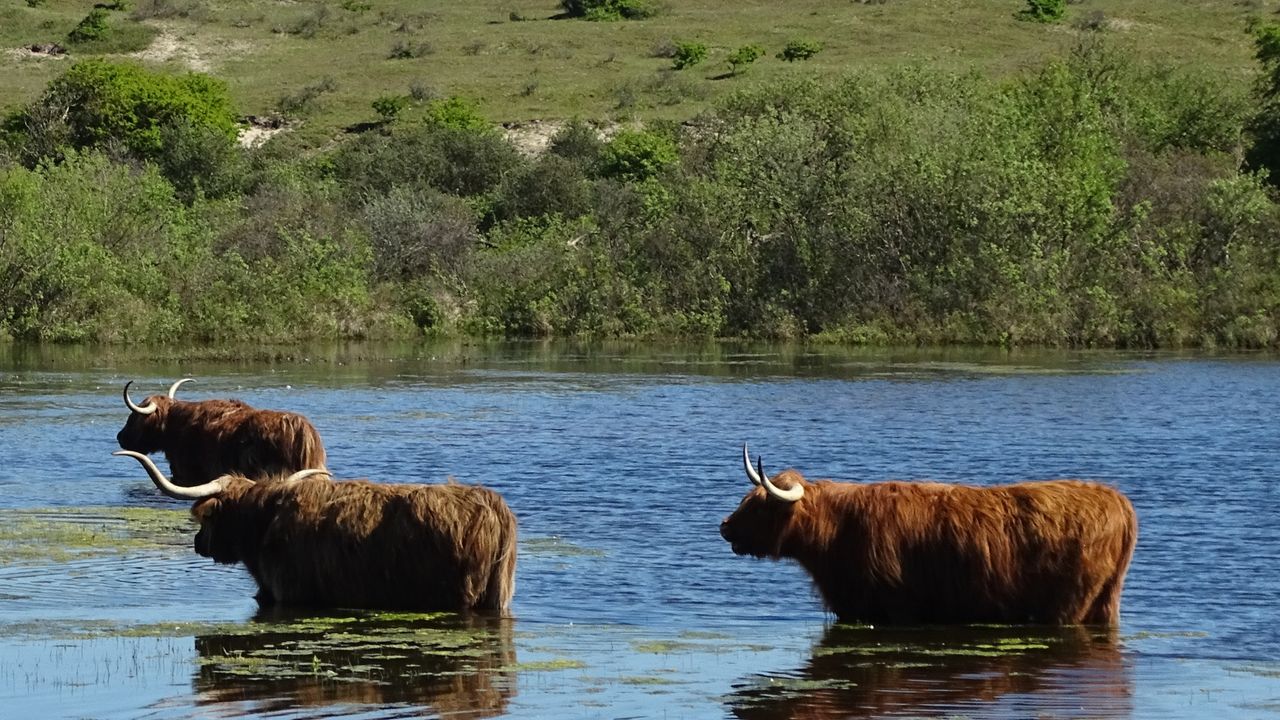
561,0,658,22
1,1,1278,348
0,506,190,564
777,39,823,62
1248,22,1280,184
726,44,765,75
672,41,708,70
1019,0,1066,23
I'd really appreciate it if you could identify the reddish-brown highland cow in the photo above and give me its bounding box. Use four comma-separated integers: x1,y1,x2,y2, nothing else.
116,378,327,487
115,450,518,612
720,445,1138,625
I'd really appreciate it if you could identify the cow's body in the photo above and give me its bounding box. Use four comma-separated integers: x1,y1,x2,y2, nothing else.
721,449,1137,625
197,476,518,611
117,450,517,613
117,380,327,486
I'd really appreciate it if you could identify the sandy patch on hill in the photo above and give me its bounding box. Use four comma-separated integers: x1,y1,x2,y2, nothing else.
128,23,254,72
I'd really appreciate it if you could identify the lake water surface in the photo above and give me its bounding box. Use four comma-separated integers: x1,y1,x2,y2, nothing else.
1,341,1278,719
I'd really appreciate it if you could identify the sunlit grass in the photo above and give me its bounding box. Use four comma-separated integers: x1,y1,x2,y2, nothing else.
0,0,1264,138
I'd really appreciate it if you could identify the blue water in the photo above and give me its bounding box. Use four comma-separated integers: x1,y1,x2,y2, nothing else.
1,342,1278,718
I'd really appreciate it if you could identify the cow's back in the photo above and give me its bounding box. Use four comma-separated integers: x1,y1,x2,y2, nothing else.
255,479,516,611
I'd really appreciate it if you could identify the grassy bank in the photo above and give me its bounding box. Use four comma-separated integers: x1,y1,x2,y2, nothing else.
0,0,1264,135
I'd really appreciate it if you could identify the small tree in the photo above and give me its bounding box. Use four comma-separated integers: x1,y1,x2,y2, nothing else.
777,39,823,62
727,45,764,75
67,8,112,44
1019,0,1065,23
373,95,408,122
672,42,707,70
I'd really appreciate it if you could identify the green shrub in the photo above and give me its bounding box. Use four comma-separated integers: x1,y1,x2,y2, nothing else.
2,61,239,196
422,96,490,132
331,120,522,198
599,128,677,181
560,0,657,21
66,9,112,44
360,187,477,279
277,77,337,117
672,41,707,70
1019,0,1065,23
777,39,823,62
372,94,408,121
727,45,765,75
549,119,605,167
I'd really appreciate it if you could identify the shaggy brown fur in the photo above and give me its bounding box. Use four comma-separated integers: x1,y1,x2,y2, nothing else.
191,474,517,612
117,394,327,486
720,470,1137,625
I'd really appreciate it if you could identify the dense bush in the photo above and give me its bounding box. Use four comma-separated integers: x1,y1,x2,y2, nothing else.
3,43,1279,348
599,128,677,181
1,61,239,197
1019,0,1065,23
1248,22,1280,184
560,0,657,21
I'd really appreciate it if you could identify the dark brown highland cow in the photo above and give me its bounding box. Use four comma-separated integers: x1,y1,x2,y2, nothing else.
115,450,517,612
117,378,327,486
721,445,1137,625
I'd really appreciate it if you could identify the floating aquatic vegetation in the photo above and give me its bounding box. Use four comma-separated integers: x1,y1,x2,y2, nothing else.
0,506,191,565
501,658,586,672
521,536,608,557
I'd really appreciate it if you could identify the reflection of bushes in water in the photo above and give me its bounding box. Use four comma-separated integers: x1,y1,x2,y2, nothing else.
727,624,1131,719
194,611,516,717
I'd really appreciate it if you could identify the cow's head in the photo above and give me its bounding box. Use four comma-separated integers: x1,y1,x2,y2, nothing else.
113,450,329,564
115,378,194,451
720,444,810,559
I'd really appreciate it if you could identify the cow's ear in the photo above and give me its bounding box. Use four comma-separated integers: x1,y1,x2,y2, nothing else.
192,497,222,521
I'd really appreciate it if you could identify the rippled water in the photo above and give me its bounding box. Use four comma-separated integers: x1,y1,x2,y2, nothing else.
1,341,1278,719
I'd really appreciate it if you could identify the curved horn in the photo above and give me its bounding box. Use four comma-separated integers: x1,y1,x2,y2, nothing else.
760,461,804,503
283,468,331,484
122,381,158,416
112,450,233,500
167,377,194,399
743,444,763,486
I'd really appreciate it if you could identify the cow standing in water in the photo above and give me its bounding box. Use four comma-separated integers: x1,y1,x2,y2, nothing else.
116,379,327,486
115,450,518,612
720,445,1137,625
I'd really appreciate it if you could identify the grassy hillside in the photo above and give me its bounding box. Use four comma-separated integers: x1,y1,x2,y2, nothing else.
0,0,1265,137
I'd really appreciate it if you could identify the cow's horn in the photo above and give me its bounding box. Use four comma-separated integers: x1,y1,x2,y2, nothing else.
112,450,231,500
743,444,763,486
123,381,158,416
760,462,804,502
283,468,331,484
167,378,194,399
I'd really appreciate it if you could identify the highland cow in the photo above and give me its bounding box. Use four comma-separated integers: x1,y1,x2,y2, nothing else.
115,450,517,612
720,445,1137,625
116,378,327,487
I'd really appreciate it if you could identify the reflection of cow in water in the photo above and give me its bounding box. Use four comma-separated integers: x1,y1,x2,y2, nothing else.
728,624,1131,720
117,379,327,487
194,612,516,718
721,445,1138,625
115,450,518,612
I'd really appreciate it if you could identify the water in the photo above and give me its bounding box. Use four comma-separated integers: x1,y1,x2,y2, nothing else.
1,341,1278,719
